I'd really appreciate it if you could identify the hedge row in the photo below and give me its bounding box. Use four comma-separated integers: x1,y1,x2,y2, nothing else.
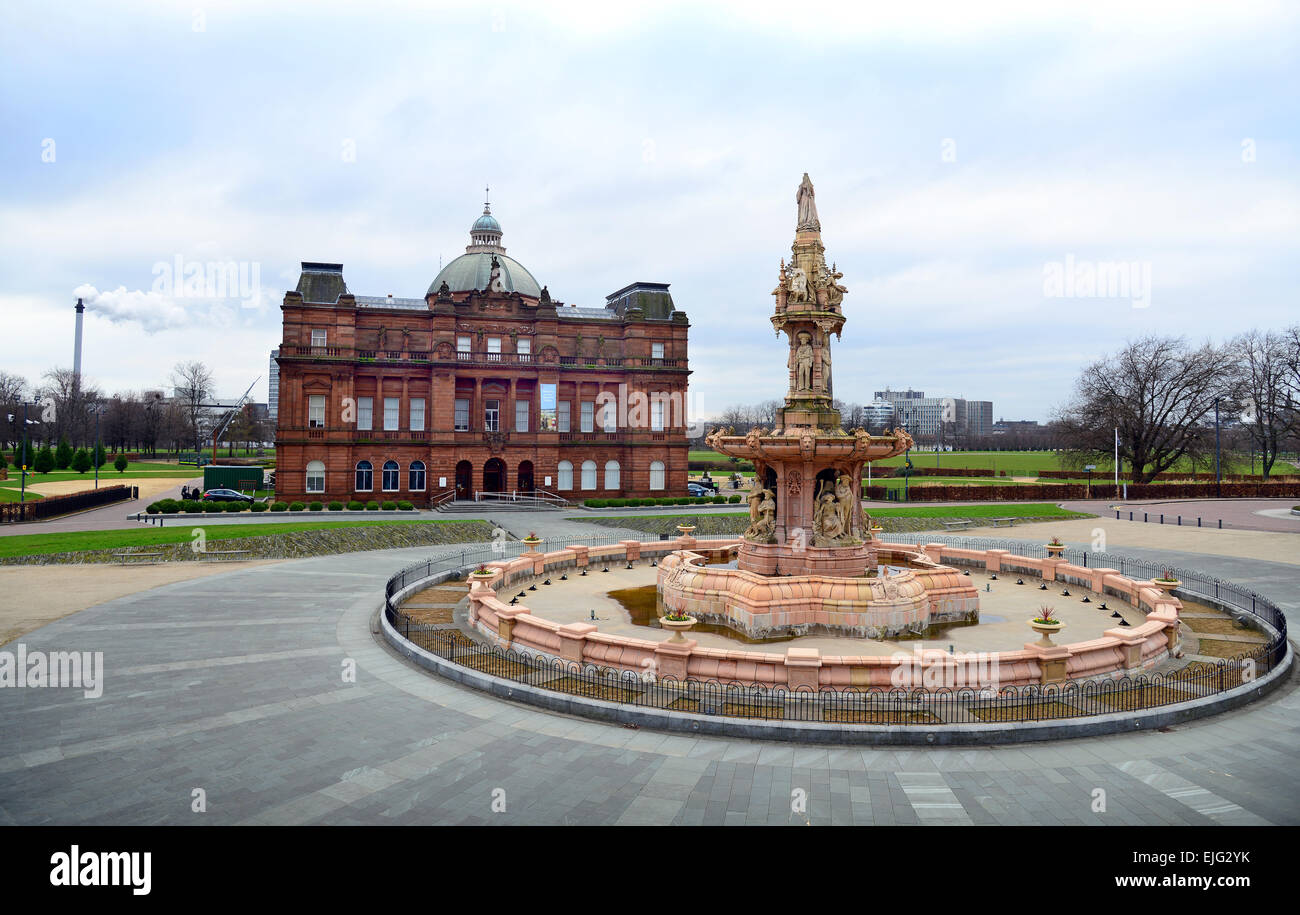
688,460,755,472
147,498,417,515
585,495,744,508
861,481,1300,501
1038,469,1300,482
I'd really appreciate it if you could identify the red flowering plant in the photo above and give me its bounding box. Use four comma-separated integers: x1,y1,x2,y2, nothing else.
1032,605,1058,625
663,607,693,622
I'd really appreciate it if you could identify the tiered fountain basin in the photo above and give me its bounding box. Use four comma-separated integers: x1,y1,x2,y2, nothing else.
659,544,979,640
458,535,1183,691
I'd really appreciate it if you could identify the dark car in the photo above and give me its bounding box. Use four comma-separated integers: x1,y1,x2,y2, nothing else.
202,488,255,503
687,482,714,497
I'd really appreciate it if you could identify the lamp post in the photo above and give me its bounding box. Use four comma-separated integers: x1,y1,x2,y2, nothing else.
91,402,104,489
1084,464,1096,499
1214,398,1221,496
17,400,40,504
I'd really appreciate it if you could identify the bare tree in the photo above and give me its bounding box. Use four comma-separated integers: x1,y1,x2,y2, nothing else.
170,361,215,456
1054,336,1228,483
1229,329,1299,478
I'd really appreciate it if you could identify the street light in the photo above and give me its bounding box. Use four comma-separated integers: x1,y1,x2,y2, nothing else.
13,400,41,503
1083,464,1096,499
90,401,105,489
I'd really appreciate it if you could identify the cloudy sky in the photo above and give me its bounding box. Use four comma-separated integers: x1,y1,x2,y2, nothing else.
2,0,1297,421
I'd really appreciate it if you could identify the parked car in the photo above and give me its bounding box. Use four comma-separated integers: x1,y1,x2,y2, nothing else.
202,488,255,503
687,482,714,497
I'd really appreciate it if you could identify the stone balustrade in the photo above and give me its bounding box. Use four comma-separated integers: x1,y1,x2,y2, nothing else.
456,538,1182,690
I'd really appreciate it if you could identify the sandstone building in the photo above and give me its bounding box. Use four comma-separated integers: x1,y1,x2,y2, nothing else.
274,197,690,505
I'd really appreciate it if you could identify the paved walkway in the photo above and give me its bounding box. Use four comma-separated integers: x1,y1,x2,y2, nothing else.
0,532,1297,825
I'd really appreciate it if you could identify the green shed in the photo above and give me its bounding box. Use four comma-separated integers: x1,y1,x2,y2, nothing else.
203,465,263,492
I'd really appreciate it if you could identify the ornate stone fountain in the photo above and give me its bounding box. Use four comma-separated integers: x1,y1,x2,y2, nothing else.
658,175,979,638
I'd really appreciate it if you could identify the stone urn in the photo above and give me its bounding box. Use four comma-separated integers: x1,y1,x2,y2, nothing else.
676,525,697,537
659,615,698,643
469,568,497,586
1151,576,1181,594
521,535,544,552
1045,542,1066,558
1029,618,1065,647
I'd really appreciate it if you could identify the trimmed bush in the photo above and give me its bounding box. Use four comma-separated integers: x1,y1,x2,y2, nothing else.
71,448,91,473
270,501,288,512
54,437,73,470
711,496,726,504
397,500,414,510
309,501,324,511
328,501,344,511
33,445,55,474
114,454,129,473
250,502,268,512
347,500,364,511
225,501,244,512
365,501,380,511
381,500,397,510
289,501,306,511
727,494,742,503
183,501,205,513
146,501,160,513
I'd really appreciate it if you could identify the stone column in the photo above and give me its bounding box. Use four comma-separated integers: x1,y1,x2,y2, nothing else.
557,622,596,662
784,647,822,691
654,638,696,681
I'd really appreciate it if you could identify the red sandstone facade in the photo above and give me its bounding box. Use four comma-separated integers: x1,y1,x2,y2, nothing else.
274,205,690,505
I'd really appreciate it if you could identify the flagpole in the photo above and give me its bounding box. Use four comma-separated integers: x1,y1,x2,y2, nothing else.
1114,427,1119,498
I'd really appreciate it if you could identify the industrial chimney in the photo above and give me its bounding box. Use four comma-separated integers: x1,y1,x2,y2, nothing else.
73,297,85,396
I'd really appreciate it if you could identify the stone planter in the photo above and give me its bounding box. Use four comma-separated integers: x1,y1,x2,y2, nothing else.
521,537,544,552
1029,618,1064,647
659,616,697,643
1045,543,1066,558
676,525,697,536
1152,578,1181,594
470,570,497,585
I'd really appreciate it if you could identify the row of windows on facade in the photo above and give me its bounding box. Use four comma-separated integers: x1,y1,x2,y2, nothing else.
299,459,667,493
308,328,666,361
305,395,670,433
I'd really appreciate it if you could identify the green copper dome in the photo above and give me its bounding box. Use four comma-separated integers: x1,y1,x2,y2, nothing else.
472,211,501,233
428,252,541,297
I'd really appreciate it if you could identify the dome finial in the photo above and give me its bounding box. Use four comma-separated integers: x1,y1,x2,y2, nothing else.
484,184,491,214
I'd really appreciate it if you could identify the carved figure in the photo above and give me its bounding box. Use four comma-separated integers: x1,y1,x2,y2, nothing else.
820,337,832,395
796,173,820,231
835,474,854,536
813,481,844,541
745,477,777,542
488,256,506,293
793,332,814,392
788,266,811,303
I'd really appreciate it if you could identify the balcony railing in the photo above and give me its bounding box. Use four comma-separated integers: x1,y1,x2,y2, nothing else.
281,346,685,369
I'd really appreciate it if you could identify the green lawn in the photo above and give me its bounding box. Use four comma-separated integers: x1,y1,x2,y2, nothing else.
0,518,469,560
571,503,1089,524
0,487,44,501
0,467,201,489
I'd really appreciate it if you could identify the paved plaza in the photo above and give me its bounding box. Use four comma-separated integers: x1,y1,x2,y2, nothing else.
0,511,1297,826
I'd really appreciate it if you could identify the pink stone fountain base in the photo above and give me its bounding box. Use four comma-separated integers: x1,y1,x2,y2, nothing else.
737,539,877,577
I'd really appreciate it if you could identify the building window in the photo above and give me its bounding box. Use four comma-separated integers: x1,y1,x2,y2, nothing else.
306,460,325,493
308,395,325,428
357,396,373,431
581,460,597,490
457,335,471,360
558,401,570,433
651,342,664,360
383,397,399,431
557,460,573,490
382,460,399,491
580,401,594,433
311,329,327,349
410,398,425,432
517,338,531,362
486,337,501,360
454,398,470,431
604,460,620,490
409,460,426,491
601,399,616,433
485,399,500,432
515,399,529,433
651,396,665,432
649,461,665,491
355,460,373,491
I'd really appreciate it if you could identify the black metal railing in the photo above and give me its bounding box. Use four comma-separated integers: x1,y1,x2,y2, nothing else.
382,533,1289,725
0,484,134,523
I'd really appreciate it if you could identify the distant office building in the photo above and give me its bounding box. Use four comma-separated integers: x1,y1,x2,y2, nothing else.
863,400,894,429
873,388,993,438
268,348,280,423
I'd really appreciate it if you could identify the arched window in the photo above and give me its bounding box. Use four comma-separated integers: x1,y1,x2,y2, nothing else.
306,460,325,494
409,460,426,492
581,460,597,490
355,460,373,492
557,460,573,490
382,460,399,491
604,460,620,490
649,460,665,491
